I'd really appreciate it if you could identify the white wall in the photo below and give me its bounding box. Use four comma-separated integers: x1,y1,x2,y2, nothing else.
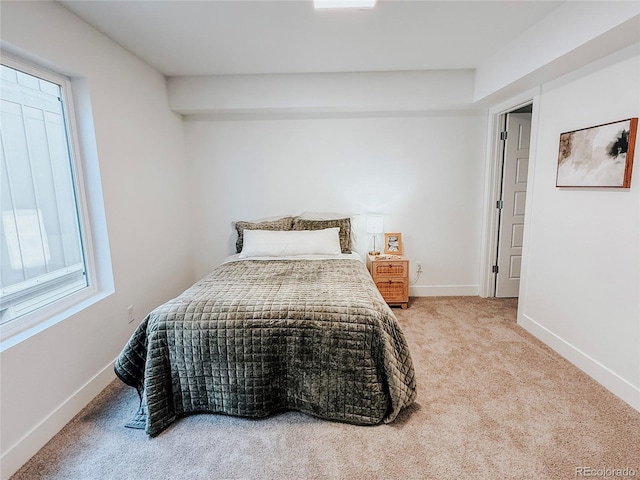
518,45,640,410
0,3,194,478
474,2,640,103
185,112,487,295
169,70,475,115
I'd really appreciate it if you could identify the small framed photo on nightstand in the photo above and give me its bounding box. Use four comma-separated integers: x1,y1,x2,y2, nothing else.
384,233,402,255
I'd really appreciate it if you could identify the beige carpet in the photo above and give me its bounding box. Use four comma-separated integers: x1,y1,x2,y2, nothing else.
11,297,640,479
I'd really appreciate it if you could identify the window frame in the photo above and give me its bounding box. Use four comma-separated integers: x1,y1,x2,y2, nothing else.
0,54,108,348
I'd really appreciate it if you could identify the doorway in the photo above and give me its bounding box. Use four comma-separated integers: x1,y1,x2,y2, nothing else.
493,104,532,298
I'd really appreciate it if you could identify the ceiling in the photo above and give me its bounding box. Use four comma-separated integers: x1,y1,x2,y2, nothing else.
59,0,563,77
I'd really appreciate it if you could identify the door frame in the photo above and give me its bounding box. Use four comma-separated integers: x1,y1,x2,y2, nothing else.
479,88,541,298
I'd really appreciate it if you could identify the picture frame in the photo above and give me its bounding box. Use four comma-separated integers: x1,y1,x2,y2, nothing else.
384,233,402,255
556,117,637,188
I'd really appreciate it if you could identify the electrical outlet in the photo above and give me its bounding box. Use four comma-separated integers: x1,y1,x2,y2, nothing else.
127,305,135,324
416,262,423,273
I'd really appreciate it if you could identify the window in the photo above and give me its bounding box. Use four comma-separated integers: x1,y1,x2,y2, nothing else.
0,59,93,335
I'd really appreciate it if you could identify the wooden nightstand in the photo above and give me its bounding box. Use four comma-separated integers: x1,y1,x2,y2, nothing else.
367,254,409,309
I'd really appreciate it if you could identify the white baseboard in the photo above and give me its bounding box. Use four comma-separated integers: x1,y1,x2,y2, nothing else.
410,285,479,297
0,361,116,480
519,313,640,413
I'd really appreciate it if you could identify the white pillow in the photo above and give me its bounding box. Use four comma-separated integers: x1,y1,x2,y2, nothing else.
239,228,342,258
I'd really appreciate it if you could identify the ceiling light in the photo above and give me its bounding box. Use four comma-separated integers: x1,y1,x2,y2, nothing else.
314,0,377,9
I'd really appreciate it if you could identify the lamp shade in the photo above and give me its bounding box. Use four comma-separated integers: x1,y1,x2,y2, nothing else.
366,214,383,234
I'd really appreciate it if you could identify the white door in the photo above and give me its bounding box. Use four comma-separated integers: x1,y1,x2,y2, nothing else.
495,112,531,297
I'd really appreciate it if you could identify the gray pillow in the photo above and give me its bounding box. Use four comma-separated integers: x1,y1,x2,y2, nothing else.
292,217,351,253
234,217,295,253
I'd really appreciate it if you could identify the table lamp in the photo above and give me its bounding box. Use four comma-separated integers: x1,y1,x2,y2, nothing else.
366,214,383,256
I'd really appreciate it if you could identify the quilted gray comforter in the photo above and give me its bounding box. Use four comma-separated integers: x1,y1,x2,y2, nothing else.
115,258,416,436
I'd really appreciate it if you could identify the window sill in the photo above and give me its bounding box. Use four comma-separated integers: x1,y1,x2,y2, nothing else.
0,288,114,352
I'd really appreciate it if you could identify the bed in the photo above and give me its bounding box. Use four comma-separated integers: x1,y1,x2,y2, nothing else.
115,215,417,436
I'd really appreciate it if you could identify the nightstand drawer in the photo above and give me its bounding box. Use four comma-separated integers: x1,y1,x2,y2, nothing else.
374,279,408,302
371,261,407,277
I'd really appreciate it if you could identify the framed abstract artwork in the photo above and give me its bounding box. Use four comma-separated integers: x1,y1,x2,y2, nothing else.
556,118,637,188
384,233,402,255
